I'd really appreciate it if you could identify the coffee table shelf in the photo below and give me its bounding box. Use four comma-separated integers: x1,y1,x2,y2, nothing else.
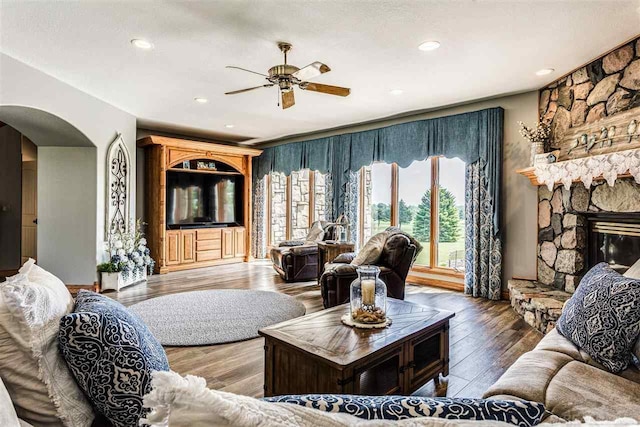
259,299,454,397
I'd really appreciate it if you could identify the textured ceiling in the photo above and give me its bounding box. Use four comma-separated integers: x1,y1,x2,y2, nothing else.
1,1,639,145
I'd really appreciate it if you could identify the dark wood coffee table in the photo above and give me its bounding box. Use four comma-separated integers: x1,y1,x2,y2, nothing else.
259,298,454,397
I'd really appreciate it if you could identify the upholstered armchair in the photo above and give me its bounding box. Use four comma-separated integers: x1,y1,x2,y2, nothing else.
270,221,336,282
319,229,420,308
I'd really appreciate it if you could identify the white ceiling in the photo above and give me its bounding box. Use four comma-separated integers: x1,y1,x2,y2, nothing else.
1,1,639,145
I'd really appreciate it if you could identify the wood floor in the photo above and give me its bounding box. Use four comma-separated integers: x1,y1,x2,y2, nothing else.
110,261,541,399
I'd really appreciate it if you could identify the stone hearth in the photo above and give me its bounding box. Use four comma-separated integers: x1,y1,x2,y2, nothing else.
508,279,571,334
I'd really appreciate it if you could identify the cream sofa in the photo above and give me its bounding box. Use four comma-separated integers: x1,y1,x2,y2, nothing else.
483,328,640,423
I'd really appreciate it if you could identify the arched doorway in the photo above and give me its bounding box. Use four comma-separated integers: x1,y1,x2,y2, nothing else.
0,106,97,283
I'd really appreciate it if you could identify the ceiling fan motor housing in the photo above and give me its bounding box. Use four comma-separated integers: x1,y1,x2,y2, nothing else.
268,64,300,92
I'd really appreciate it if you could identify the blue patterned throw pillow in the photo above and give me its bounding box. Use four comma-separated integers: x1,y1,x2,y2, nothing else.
58,291,169,427
263,395,546,426
557,262,640,373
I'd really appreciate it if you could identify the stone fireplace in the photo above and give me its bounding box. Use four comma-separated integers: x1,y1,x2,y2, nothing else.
510,177,640,334
536,177,640,292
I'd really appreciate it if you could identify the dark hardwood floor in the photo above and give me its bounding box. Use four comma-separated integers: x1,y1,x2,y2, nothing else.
110,261,541,399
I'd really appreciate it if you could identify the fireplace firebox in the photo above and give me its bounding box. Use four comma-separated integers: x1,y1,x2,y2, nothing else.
586,213,640,274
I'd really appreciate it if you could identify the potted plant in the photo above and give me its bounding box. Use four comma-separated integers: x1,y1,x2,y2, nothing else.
98,219,155,291
518,119,551,166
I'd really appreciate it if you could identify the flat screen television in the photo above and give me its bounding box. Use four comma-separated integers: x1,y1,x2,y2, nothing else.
166,171,243,228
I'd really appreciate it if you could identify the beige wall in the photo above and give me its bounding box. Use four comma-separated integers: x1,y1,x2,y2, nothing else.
0,53,137,284
261,91,540,288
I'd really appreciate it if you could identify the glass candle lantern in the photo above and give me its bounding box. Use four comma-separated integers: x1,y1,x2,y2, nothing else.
350,266,387,324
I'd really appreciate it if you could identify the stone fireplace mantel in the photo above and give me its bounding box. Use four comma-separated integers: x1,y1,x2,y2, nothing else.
516,148,640,189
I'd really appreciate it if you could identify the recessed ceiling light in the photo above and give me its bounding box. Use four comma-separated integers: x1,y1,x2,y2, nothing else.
389,89,404,95
418,40,441,51
224,124,235,129
536,68,555,76
194,97,208,104
131,39,154,50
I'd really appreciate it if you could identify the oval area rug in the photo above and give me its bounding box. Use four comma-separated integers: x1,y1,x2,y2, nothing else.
128,289,306,346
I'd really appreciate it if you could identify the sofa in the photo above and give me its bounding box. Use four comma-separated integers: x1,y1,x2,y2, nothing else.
320,228,419,308
483,327,640,422
270,221,336,282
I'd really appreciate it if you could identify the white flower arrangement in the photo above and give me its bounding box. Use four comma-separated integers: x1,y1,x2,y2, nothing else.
98,219,155,274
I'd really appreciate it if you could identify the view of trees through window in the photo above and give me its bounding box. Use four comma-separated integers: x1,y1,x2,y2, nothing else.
263,161,465,272
367,157,465,270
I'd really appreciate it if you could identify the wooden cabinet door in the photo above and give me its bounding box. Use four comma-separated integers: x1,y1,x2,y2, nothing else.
234,227,246,257
353,346,405,395
181,230,196,264
222,228,234,259
166,231,181,265
406,329,447,392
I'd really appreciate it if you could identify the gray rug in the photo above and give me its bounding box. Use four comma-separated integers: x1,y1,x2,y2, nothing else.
129,289,306,346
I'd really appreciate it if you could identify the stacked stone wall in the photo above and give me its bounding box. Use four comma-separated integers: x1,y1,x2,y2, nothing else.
537,178,640,292
540,37,640,144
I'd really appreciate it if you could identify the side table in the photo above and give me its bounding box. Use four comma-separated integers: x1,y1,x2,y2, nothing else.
317,241,355,281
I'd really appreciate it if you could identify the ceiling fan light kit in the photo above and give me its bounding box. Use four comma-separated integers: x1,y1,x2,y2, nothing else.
225,42,350,109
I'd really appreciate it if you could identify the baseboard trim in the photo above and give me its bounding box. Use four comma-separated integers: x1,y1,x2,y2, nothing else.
406,274,464,292
408,275,511,301
67,283,100,295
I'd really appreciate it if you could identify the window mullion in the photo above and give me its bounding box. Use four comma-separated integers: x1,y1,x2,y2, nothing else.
430,157,439,268
359,168,366,244
390,163,399,226
266,174,272,250
309,171,315,224
286,174,292,241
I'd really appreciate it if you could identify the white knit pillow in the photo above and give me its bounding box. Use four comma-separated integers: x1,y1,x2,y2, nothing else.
305,221,325,243
0,259,94,427
352,232,388,266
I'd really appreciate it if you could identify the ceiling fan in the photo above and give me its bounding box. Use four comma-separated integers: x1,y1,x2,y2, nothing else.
225,42,351,109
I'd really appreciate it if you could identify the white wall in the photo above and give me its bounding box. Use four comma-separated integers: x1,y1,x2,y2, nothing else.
263,92,540,287
38,147,97,283
0,53,137,284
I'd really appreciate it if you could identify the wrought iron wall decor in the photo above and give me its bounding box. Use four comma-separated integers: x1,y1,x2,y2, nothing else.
105,133,131,238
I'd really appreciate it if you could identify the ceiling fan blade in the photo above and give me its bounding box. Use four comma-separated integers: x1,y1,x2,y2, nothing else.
292,61,331,81
300,82,350,97
282,90,295,109
225,66,268,77
225,84,273,95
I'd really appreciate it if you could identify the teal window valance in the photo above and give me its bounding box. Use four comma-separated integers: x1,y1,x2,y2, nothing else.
254,107,504,235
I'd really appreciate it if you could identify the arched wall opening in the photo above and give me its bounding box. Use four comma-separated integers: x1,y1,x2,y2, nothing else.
0,106,98,284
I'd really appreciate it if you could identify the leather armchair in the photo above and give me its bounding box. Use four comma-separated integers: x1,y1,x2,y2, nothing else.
320,231,419,308
270,222,337,282
271,244,319,282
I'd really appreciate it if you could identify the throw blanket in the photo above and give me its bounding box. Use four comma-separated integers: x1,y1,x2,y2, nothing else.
141,371,638,427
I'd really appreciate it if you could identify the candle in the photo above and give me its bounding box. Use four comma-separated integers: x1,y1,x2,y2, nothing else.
361,279,375,306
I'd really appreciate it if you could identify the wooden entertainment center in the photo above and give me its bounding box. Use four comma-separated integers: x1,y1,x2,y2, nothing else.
138,135,262,274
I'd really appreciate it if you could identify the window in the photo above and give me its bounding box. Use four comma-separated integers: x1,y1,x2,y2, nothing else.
437,157,466,270
265,170,329,249
314,171,328,221
362,163,392,243
398,159,431,266
269,172,287,245
290,170,310,239
359,157,465,273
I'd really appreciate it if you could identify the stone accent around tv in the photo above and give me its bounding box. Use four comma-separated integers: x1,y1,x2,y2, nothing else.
537,177,640,293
